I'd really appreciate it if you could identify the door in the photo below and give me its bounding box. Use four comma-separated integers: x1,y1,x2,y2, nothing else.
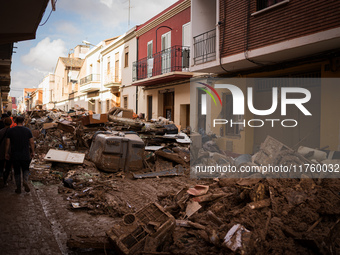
161,31,171,74
197,89,206,132
147,95,153,120
163,91,174,121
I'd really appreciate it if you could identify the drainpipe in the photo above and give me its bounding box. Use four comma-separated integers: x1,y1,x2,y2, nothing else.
136,38,138,114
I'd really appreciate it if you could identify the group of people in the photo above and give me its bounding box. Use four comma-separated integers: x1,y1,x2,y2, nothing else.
0,112,35,194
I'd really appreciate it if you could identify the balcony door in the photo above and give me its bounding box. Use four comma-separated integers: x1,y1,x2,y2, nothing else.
147,41,153,78
161,31,171,74
182,22,190,71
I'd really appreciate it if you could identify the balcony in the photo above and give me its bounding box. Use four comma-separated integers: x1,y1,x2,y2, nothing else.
69,92,75,100
104,68,121,88
132,45,190,84
193,29,216,65
79,74,100,93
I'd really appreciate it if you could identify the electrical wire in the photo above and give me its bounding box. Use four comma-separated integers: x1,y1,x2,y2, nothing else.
219,1,230,73
39,0,58,26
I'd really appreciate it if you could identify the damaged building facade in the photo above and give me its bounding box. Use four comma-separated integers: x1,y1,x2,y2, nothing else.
190,0,340,154
1,1,340,254
19,0,340,155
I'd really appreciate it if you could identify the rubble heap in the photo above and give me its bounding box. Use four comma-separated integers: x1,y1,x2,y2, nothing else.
23,109,339,255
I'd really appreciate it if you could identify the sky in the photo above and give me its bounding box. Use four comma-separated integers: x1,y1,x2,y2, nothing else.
10,0,178,99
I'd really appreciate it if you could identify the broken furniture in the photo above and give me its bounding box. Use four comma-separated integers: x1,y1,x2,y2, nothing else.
44,149,85,164
89,131,145,172
106,202,175,255
80,113,108,126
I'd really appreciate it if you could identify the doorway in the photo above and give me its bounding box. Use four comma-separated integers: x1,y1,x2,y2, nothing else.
197,88,206,132
163,91,174,121
180,104,190,129
147,95,153,120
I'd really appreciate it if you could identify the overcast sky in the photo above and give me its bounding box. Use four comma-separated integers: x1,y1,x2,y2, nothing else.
10,0,178,99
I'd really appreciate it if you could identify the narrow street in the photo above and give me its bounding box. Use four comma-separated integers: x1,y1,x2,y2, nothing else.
0,0,340,254
0,176,120,255
0,179,62,255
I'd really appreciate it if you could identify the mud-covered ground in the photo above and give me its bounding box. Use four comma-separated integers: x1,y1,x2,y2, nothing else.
28,158,340,255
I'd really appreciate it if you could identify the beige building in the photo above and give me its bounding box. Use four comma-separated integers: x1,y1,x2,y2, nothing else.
54,45,87,111
101,28,137,113
40,74,56,110
75,37,119,113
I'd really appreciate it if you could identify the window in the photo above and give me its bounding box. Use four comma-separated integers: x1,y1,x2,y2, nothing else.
123,96,128,109
147,41,153,59
161,32,171,73
257,0,285,11
98,101,101,114
223,94,241,136
124,46,129,68
115,52,119,82
147,41,153,77
106,99,110,112
107,56,111,74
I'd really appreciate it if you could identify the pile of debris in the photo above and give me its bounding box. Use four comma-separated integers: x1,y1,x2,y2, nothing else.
25,108,339,254
64,173,339,254
154,176,340,255
192,136,340,179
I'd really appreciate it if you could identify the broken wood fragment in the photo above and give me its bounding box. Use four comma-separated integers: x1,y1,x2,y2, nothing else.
155,150,187,166
247,198,271,210
307,217,322,233
262,211,271,241
192,193,231,203
67,235,113,249
207,210,223,225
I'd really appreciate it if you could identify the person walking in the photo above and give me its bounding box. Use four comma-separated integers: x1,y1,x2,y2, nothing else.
7,111,17,128
0,117,12,187
5,116,34,194
0,112,9,129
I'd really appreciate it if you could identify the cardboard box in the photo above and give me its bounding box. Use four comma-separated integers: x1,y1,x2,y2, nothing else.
80,114,108,126
42,122,58,129
122,110,133,119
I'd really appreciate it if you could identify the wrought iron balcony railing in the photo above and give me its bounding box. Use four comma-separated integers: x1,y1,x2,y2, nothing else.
193,28,216,65
80,74,100,86
132,45,190,82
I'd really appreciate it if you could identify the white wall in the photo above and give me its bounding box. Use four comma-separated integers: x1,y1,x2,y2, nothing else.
191,0,217,38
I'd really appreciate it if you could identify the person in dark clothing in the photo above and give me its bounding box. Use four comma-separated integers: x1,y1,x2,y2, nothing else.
5,116,34,194
0,117,12,187
0,112,9,129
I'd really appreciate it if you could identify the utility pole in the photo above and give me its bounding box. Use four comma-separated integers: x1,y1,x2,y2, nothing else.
127,0,133,28
128,0,130,27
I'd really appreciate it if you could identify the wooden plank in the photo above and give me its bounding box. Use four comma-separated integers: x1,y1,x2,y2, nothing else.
44,149,85,164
